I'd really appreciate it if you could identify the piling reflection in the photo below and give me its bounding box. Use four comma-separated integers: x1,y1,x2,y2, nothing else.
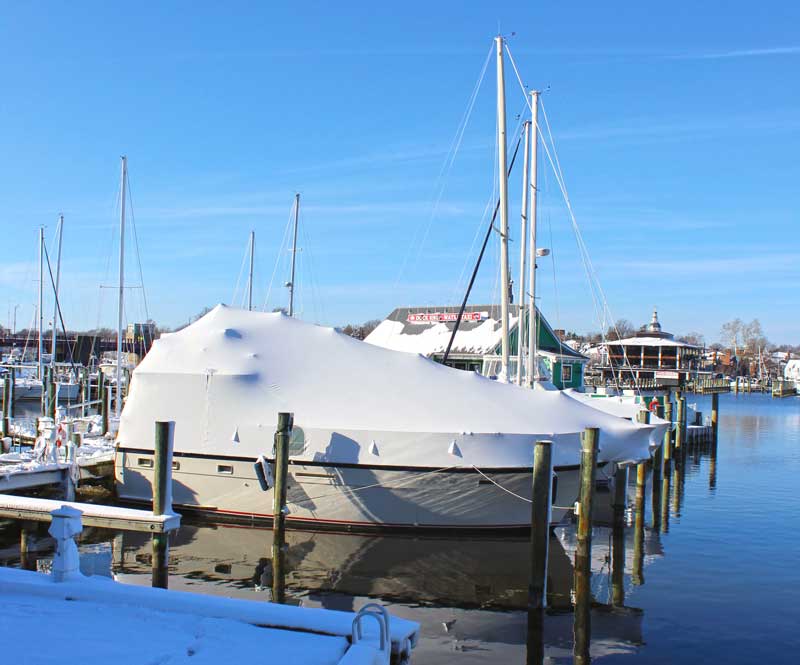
632,464,646,586
3,434,746,664
151,533,169,589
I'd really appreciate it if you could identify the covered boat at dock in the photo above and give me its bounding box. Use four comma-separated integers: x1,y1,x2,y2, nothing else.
115,305,654,530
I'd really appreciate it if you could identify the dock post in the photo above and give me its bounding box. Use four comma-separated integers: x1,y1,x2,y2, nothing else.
636,409,650,425
632,462,646,585
272,412,293,604
47,368,56,421
152,420,174,589
611,464,627,607
9,367,15,418
675,396,685,456
663,399,673,464
573,427,598,665
20,521,34,571
80,368,88,418
272,412,293,533
529,440,552,611
711,392,719,444
2,376,10,437
100,377,109,436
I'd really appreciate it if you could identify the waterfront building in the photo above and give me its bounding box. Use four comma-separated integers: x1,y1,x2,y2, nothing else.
364,304,588,389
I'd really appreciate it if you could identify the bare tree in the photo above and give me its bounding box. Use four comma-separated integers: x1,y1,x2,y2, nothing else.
678,331,705,346
606,319,635,341
720,318,744,352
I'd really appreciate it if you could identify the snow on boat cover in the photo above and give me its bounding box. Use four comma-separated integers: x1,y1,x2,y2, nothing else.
116,306,653,529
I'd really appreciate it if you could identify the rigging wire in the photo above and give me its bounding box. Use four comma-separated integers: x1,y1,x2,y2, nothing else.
504,42,638,393
392,41,494,299
231,237,251,307
262,200,295,311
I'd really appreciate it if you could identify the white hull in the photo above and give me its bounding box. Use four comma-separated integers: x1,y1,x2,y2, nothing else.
115,449,584,530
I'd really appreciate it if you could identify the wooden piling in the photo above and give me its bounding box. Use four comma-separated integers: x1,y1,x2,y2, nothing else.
272,412,293,535
9,368,15,418
573,427,598,665
152,420,174,589
47,371,56,420
271,525,287,604
529,440,552,610
2,376,10,437
20,522,33,571
675,396,685,454
100,377,109,436
711,392,719,444
526,608,545,665
663,399,673,463
632,463,646,585
636,409,650,424
611,464,627,607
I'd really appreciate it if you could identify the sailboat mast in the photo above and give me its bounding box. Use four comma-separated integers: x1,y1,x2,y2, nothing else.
37,226,44,380
247,230,255,311
288,193,300,317
496,36,511,381
516,121,532,386
116,156,127,418
526,90,540,386
51,214,64,365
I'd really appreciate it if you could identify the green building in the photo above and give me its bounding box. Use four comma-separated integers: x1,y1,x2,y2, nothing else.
364,304,588,390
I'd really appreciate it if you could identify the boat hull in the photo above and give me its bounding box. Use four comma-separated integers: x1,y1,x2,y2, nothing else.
115,448,585,531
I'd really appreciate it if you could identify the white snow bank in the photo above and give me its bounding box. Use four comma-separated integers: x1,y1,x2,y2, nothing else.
0,565,419,656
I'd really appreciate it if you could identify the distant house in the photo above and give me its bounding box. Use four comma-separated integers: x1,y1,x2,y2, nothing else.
785,359,800,383
364,304,588,389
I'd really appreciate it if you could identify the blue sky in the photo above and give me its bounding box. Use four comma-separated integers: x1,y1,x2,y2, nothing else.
1,2,798,344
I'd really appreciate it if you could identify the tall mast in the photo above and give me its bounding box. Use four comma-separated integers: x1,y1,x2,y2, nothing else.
526,91,541,386
288,193,300,317
51,214,64,365
37,226,44,380
116,156,127,418
496,36,511,382
247,230,255,311
515,121,532,386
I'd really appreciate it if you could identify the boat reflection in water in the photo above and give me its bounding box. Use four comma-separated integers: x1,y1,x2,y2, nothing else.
111,519,659,663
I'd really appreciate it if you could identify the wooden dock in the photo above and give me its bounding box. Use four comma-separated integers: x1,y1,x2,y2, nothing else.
0,494,179,532
772,380,797,398
692,378,731,395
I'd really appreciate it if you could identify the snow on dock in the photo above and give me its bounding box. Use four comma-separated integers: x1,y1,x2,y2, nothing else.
0,416,115,493
0,494,180,531
0,505,419,664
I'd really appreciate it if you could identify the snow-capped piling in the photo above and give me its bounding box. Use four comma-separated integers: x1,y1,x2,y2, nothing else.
528,439,552,611
49,505,84,582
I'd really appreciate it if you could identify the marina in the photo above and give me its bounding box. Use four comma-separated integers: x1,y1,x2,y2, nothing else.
0,392,797,663
1,4,799,664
